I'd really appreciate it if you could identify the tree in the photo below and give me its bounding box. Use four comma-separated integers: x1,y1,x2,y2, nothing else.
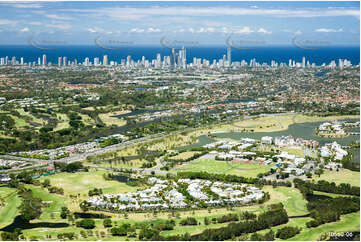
60,207,69,219
1,229,22,241
103,218,112,228
76,218,95,229
204,217,210,225
41,179,51,188
18,195,42,222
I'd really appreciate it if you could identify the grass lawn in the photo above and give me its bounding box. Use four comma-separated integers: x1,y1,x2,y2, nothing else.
161,223,226,236
99,111,128,126
282,147,305,158
27,185,67,221
16,108,45,125
79,113,95,126
54,113,70,131
0,187,21,228
310,169,360,187
262,186,308,217
9,115,29,128
170,151,201,160
215,114,360,133
173,159,272,178
38,170,139,198
288,212,360,241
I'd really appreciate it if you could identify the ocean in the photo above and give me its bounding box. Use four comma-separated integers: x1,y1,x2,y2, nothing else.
0,45,359,66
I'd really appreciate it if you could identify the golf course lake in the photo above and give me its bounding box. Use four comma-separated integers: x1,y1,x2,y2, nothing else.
180,119,360,163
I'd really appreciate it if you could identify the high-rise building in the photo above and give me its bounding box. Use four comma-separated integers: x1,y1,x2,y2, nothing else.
103,55,108,66
227,46,231,67
58,57,62,67
302,57,306,68
94,57,99,66
338,59,344,69
20,57,24,65
156,53,161,68
63,57,67,66
170,48,176,68
37,57,41,66
42,54,47,66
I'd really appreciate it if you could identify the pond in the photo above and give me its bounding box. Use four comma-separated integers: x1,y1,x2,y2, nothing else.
110,175,137,183
0,216,69,233
179,119,360,163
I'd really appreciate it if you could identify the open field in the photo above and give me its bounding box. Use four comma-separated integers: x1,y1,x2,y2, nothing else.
16,108,45,125
10,115,29,128
173,159,272,178
54,113,70,131
228,114,360,133
170,151,201,160
310,169,360,187
99,111,129,126
201,114,360,134
282,147,305,157
0,187,21,228
27,185,67,221
262,186,308,217
79,113,95,126
38,170,139,198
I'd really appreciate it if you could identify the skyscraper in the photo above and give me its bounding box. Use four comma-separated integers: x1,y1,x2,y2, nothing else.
58,57,62,67
170,48,176,68
302,57,306,68
227,46,231,67
63,57,67,66
42,54,47,66
103,55,108,66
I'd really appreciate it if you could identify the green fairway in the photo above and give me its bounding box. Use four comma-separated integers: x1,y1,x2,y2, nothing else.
310,169,360,187
27,185,67,221
38,170,139,197
9,115,29,128
54,113,70,131
161,223,227,237
173,159,272,178
0,187,21,227
288,212,360,241
247,217,312,240
262,186,308,216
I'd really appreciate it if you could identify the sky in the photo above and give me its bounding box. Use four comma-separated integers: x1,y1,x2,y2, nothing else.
0,1,359,47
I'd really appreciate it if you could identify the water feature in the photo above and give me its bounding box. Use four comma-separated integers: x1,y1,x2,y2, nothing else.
0,216,69,233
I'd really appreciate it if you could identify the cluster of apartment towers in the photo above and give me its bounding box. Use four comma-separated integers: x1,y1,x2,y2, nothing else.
0,46,353,69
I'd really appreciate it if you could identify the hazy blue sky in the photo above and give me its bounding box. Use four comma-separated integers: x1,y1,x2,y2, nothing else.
0,1,359,46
